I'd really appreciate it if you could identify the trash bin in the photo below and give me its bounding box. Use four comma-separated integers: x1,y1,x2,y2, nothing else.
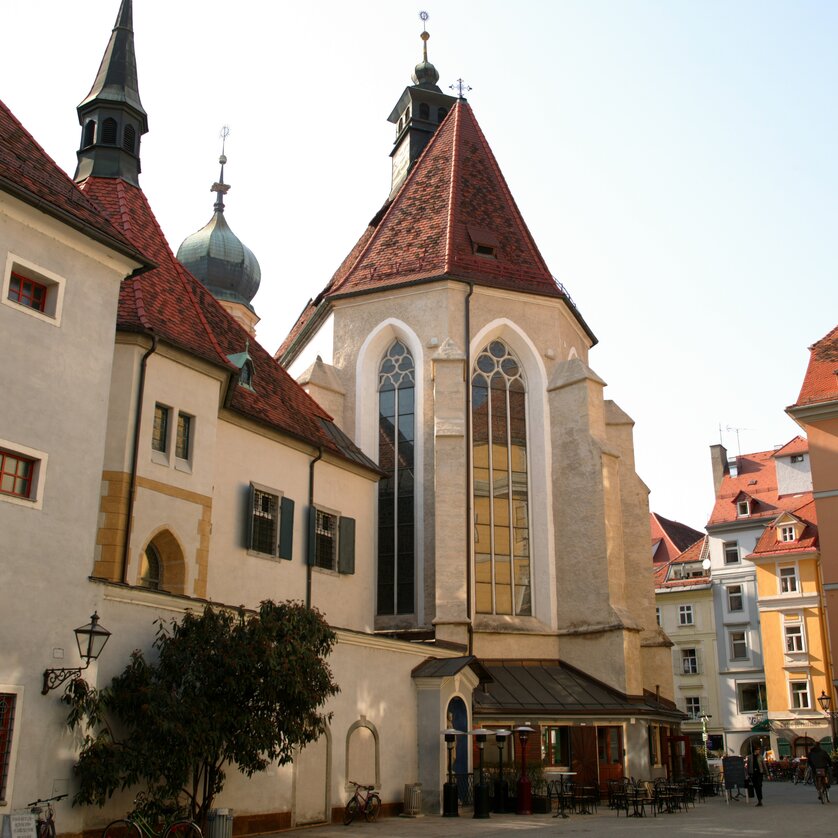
402,783,422,817
206,808,234,838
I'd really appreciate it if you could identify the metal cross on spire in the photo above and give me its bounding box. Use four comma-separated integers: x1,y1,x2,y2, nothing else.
212,125,231,211
450,78,472,99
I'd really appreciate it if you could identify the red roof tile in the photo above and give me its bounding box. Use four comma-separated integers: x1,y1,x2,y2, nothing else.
0,99,144,264
793,325,838,408
79,176,376,470
650,512,703,564
707,439,812,527
654,536,710,588
773,436,808,457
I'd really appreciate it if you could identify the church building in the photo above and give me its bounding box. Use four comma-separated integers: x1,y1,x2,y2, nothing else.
0,2,681,831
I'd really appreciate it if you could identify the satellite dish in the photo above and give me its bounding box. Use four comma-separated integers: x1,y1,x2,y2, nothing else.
702,558,711,571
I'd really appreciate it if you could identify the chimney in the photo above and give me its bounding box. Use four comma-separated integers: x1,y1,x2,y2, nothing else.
710,444,729,495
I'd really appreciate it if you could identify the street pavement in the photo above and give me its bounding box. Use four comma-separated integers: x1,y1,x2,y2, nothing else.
283,780,835,837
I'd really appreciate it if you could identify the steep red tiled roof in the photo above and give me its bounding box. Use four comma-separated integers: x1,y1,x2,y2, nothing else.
650,512,703,564
793,325,838,408
278,100,594,363
707,440,812,527
749,500,819,559
654,536,710,589
0,99,144,264
79,176,376,469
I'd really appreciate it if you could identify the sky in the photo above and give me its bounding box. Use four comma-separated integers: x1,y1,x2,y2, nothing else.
2,1,836,534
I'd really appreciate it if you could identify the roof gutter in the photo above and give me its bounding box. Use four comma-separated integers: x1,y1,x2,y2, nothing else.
306,446,324,608
464,281,475,655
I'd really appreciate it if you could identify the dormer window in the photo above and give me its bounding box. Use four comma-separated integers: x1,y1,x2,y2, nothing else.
239,360,254,388
467,225,499,259
780,525,796,543
737,500,751,518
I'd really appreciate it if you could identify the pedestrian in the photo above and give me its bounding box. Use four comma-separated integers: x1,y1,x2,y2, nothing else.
749,746,766,806
807,741,831,801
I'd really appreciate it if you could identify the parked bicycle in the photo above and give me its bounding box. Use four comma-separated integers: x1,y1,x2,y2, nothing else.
102,794,203,838
28,794,67,838
343,781,381,825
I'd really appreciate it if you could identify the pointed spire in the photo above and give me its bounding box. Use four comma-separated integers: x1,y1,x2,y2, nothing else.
211,126,231,213
74,0,148,186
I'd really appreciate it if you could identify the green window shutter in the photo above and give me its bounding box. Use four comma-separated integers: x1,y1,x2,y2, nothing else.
338,516,356,574
278,497,295,560
245,483,255,549
307,506,316,566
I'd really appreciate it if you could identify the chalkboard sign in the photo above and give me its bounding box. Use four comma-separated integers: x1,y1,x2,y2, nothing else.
722,755,746,790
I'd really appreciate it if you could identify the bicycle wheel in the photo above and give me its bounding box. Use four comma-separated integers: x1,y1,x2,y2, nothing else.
343,797,359,826
364,795,381,823
102,820,142,838
164,821,202,838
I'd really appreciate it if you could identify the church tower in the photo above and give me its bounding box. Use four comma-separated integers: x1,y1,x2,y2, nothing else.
74,0,148,186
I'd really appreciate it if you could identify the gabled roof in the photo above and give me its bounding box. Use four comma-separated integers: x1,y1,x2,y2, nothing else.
650,512,703,564
654,536,710,590
78,176,377,472
707,441,812,527
749,500,819,559
773,436,808,457
792,325,838,408
0,99,145,265
278,99,595,363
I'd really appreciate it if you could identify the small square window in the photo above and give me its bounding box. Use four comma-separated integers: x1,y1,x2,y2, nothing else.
0,449,35,499
737,500,751,518
724,542,740,565
152,404,170,453
780,567,798,594
727,585,743,612
176,412,192,460
780,525,796,543
791,681,810,709
791,455,804,464
2,258,65,324
8,272,47,311
730,630,748,661
679,605,694,626
685,696,702,719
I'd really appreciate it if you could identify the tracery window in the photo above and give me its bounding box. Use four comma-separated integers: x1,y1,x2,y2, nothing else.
472,340,531,616
377,341,415,615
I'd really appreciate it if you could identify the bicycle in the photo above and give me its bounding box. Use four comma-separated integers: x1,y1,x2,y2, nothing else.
102,794,203,838
27,794,67,838
343,781,381,825
814,768,830,804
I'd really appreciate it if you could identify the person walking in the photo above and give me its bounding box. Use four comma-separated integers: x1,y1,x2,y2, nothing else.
749,746,767,806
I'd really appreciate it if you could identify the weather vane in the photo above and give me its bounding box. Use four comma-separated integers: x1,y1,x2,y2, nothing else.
212,125,231,205
450,78,472,99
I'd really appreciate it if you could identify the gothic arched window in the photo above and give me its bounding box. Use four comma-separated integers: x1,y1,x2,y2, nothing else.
83,120,96,148
377,340,415,615
139,543,162,590
122,124,136,154
472,340,531,616
101,118,118,145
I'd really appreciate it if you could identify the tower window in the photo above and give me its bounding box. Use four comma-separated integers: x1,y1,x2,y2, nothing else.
122,124,136,154
419,102,430,120
101,118,118,145
83,120,96,147
474,244,496,257
437,107,447,122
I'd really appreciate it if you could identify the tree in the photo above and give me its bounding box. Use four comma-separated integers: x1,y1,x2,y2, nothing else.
64,600,339,827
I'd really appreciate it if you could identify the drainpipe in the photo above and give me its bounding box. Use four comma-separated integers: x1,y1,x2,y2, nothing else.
306,446,324,608
464,282,475,655
121,333,158,584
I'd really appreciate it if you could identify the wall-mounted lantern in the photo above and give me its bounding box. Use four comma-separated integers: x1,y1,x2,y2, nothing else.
42,612,111,694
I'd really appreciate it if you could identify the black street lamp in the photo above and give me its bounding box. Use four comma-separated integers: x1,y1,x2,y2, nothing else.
493,729,511,813
469,728,491,819
441,728,463,817
42,612,111,694
817,691,838,752
515,725,535,815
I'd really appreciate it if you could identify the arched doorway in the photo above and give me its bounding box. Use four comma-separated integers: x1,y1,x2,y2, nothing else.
739,734,770,756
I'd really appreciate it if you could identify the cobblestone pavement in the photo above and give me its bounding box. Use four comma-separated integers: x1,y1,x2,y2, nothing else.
282,780,834,837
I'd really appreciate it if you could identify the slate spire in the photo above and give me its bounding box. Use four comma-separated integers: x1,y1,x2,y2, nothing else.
74,0,148,186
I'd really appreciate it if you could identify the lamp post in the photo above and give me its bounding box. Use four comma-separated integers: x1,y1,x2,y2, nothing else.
493,729,511,813
699,713,713,756
441,728,463,817
515,725,535,815
469,728,491,819
42,612,111,694
817,691,838,752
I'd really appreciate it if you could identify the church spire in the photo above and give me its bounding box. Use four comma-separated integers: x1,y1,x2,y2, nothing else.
387,12,456,195
74,0,148,186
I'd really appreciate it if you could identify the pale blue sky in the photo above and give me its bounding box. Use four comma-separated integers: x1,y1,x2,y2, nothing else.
3,1,836,533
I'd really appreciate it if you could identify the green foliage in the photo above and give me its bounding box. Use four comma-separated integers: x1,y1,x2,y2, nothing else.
691,745,709,776
64,601,338,827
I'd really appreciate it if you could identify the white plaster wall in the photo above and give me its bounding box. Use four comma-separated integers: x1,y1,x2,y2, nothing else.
775,454,813,496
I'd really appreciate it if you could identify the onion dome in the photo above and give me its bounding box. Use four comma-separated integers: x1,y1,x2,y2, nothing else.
177,142,260,311
411,14,441,91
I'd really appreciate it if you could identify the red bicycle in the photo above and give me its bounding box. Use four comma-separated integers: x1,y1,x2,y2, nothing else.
343,781,381,825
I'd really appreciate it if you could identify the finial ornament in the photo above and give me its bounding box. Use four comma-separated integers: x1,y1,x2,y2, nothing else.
419,11,430,61
211,125,231,211
450,78,472,99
